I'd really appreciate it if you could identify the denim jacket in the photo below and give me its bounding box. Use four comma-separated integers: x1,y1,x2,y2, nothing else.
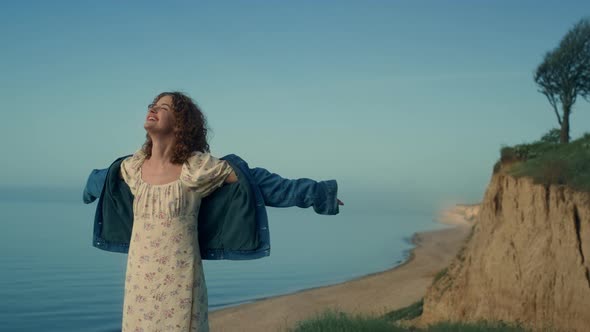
83,153,339,260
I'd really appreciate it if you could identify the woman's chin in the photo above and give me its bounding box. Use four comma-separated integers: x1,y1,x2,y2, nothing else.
144,124,173,136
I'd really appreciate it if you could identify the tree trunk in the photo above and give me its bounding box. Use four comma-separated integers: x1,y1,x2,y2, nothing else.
560,104,571,143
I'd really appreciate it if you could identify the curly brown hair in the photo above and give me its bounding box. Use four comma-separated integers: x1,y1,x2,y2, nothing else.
141,91,210,164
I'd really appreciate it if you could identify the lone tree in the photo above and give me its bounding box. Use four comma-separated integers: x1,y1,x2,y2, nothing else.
534,17,590,143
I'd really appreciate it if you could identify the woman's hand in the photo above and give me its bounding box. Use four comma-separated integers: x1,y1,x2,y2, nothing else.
337,198,344,206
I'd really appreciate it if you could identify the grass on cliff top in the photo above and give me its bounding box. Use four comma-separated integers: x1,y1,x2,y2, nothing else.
498,132,590,193
289,300,528,332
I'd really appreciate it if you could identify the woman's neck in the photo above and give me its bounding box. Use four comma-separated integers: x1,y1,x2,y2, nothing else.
149,136,177,166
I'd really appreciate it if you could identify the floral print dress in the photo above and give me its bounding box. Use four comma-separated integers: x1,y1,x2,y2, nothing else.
119,149,233,332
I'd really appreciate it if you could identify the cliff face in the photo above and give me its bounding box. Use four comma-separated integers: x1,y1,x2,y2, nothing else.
420,172,590,331
438,203,480,227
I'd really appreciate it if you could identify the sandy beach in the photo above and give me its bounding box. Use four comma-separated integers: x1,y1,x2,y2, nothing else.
210,207,475,332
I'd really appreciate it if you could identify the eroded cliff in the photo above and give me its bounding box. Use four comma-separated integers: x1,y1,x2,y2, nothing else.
419,171,590,331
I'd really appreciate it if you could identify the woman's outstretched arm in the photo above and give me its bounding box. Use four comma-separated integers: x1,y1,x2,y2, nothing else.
82,168,108,203
249,167,341,215
83,165,342,215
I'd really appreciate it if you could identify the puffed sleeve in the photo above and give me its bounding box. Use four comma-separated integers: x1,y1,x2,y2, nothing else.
181,151,234,198
119,149,146,196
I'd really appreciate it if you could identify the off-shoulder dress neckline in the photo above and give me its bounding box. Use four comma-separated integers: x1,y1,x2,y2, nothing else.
138,165,183,187
136,150,189,187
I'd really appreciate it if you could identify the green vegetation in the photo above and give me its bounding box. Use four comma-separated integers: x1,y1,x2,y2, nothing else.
383,299,423,322
432,268,448,284
534,17,590,144
289,300,530,332
288,309,401,332
498,132,590,192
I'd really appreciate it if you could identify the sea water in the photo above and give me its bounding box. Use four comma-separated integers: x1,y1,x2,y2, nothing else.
0,187,447,332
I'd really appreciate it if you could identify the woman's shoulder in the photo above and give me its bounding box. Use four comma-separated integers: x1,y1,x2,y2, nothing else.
181,151,233,195
185,150,218,166
182,151,209,175
121,149,147,174
181,151,228,186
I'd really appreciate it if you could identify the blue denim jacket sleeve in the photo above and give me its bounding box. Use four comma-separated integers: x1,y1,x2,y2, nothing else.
83,165,339,215
82,168,108,204
249,167,339,215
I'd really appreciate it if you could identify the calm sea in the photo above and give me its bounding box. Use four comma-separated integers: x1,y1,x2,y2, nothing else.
0,187,447,332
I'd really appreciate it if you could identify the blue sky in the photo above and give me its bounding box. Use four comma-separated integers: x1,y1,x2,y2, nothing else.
1,1,589,207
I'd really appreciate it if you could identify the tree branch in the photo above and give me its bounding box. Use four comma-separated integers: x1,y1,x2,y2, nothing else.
544,92,563,125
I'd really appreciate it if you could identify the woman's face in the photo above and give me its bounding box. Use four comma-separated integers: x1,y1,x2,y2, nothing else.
144,95,176,135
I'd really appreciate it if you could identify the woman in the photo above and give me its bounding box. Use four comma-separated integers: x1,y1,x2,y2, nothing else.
112,91,342,331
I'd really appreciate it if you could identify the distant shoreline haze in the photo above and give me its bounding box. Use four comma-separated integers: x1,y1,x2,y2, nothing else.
0,184,484,216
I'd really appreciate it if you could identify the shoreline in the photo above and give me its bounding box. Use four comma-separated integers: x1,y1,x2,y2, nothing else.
209,236,418,312
210,205,476,331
